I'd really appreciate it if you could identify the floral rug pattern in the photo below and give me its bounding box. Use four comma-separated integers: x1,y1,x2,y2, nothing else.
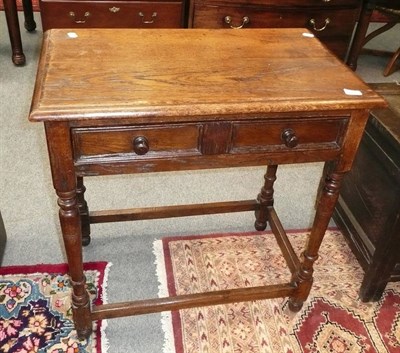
0,262,109,353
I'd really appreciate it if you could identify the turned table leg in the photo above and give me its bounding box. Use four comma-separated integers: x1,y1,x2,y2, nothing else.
289,169,344,311
255,164,278,231
57,189,92,339
45,122,92,339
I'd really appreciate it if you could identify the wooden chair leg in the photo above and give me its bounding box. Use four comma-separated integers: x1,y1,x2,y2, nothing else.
383,47,400,76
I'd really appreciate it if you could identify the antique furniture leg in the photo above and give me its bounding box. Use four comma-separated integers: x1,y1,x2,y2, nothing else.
3,0,25,65
255,164,278,231
347,1,374,70
289,167,344,311
22,0,36,31
45,122,92,340
76,176,91,246
383,47,400,76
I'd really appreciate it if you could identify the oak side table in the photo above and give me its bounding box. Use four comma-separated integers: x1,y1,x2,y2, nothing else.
29,28,386,340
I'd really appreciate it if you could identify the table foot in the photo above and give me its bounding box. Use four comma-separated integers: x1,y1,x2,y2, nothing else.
254,218,267,231
24,19,36,32
81,235,91,246
71,278,93,340
288,297,304,312
12,53,26,66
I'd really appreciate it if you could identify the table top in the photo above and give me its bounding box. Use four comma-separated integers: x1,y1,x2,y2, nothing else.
30,28,386,123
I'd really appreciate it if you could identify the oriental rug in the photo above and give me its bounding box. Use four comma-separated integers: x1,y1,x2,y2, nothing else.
154,229,400,353
0,262,110,353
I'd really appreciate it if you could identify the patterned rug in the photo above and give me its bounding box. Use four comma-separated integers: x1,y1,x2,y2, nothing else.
0,262,110,353
154,229,400,353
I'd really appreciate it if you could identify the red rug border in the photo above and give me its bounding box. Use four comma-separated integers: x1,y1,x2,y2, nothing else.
161,228,339,353
0,261,109,353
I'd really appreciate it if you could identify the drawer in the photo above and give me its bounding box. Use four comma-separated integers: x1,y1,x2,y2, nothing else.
73,118,348,165
231,118,348,153
40,1,183,31
195,0,361,8
192,5,357,35
192,6,358,57
72,124,203,162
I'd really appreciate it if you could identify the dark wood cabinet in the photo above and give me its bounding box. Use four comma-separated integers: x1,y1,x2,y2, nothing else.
333,83,400,302
39,0,363,61
188,0,363,60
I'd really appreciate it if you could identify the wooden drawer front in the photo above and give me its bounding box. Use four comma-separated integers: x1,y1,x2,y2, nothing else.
40,1,183,30
73,125,202,162
231,119,347,153
193,6,357,35
73,118,347,165
197,0,361,8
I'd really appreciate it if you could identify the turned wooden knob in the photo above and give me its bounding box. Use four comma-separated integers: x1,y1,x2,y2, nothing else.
133,136,149,155
281,128,298,148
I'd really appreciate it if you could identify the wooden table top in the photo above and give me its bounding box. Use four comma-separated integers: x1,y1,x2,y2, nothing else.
30,28,386,123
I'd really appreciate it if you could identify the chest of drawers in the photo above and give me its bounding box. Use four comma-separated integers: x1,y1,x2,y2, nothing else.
188,0,363,59
40,0,185,31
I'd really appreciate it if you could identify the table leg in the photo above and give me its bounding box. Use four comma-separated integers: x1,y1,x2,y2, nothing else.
21,0,36,31
57,189,92,339
45,122,92,339
3,0,25,65
289,169,344,311
76,176,91,246
255,164,278,231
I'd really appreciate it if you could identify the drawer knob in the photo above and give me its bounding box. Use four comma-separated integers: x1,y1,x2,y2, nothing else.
281,129,299,148
69,11,91,24
309,18,331,32
138,11,157,24
224,16,250,29
133,136,149,155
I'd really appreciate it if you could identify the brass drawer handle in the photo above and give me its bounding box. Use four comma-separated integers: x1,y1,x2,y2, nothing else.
109,7,120,13
224,16,250,29
133,136,149,155
138,11,157,24
69,11,91,24
281,128,299,148
309,18,331,32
